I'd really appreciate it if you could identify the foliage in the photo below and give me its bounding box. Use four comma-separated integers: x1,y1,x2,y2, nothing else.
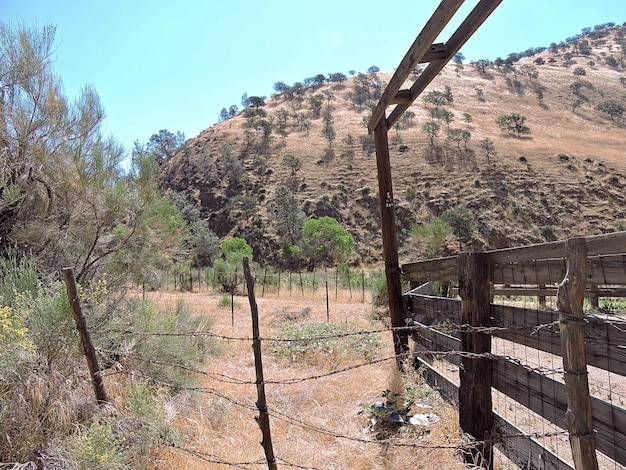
140,129,185,164
221,237,253,264
267,185,306,247
0,22,189,287
65,419,130,470
0,251,219,462
188,220,220,267
271,322,381,362
441,206,475,249
478,138,497,163
496,113,531,137
411,217,452,259
281,154,302,175
301,217,354,266
370,270,390,326
595,100,625,120
421,121,441,147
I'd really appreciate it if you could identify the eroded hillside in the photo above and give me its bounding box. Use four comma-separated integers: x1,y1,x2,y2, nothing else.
160,24,626,266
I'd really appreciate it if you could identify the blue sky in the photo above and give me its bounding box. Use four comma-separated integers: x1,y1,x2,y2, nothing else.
4,0,625,153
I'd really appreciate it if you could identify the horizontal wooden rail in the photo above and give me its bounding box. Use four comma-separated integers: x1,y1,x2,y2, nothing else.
415,356,574,469
493,358,626,466
494,414,574,470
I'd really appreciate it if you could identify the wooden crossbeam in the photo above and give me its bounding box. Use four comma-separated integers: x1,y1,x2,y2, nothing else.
368,0,464,134
386,0,502,130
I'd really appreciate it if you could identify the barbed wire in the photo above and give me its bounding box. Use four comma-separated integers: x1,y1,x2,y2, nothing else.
165,445,265,468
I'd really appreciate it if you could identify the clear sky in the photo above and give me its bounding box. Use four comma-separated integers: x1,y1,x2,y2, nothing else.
4,0,625,154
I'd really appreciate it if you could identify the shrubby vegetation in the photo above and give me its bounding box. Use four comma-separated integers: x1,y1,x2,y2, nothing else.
0,22,223,465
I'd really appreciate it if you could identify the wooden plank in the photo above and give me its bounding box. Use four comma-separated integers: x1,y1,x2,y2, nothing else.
491,259,566,285
494,286,558,297
490,305,626,377
493,355,626,466
411,322,461,366
558,238,599,470
493,413,574,470
402,255,458,283
368,0,464,133
587,254,626,285
491,255,626,286
387,0,503,130
489,240,566,264
373,120,408,363
405,294,462,325
585,231,626,256
412,355,459,405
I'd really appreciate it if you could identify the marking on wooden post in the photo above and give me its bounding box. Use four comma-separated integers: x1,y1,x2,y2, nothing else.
243,257,278,470
373,119,408,366
557,238,599,470
62,267,110,406
458,252,493,468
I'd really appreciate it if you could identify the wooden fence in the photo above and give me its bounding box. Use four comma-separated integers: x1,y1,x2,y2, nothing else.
401,231,626,469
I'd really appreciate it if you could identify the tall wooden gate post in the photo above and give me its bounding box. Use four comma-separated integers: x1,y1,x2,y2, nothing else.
557,238,599,470
458,252,493,468
373,119,409,365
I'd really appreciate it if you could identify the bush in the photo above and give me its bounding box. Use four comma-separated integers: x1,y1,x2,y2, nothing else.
271,322,381,364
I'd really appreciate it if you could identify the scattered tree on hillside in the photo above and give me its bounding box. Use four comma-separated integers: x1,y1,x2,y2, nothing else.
438,109,455,130
144,129,186,163
496,113,531,137
281,154,302,175
462,112,473,125
309,94,324,116
267,185,306,246
422,121,441,148
423,90,447,112
448,128,471,151
301,216,354,266
573,67,587,77
273,81,292,98
596,100,625,121
478,137,497,164
367,65,380,74
520,64,539,81
473,59,490,74
322,111,336,148
328,72,347,84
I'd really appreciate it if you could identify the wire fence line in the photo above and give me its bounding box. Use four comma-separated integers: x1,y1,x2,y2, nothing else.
93,310,596,469
162,264,379,303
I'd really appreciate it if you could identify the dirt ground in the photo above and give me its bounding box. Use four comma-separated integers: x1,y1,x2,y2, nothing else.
148,287,469,469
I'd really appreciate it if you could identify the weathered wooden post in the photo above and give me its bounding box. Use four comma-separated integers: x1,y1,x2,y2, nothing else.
458,252,493,468
62,268,110,405
558,238,599,470
243,257,278,470
374,119,409,365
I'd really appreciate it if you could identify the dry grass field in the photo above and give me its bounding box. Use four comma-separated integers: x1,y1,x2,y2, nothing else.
147,287,470,469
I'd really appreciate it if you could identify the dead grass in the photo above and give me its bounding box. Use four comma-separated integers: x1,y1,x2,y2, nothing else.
149,288,468,469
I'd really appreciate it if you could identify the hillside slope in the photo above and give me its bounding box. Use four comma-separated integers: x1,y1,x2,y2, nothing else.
159,24,626,266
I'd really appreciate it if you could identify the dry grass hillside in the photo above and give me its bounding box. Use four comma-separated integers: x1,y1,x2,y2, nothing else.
160,24,626,266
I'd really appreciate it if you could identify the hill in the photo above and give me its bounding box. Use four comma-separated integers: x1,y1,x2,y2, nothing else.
159,23,626,267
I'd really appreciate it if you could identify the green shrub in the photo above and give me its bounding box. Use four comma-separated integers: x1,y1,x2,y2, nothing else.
271,322,381,362
66,419,130,470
